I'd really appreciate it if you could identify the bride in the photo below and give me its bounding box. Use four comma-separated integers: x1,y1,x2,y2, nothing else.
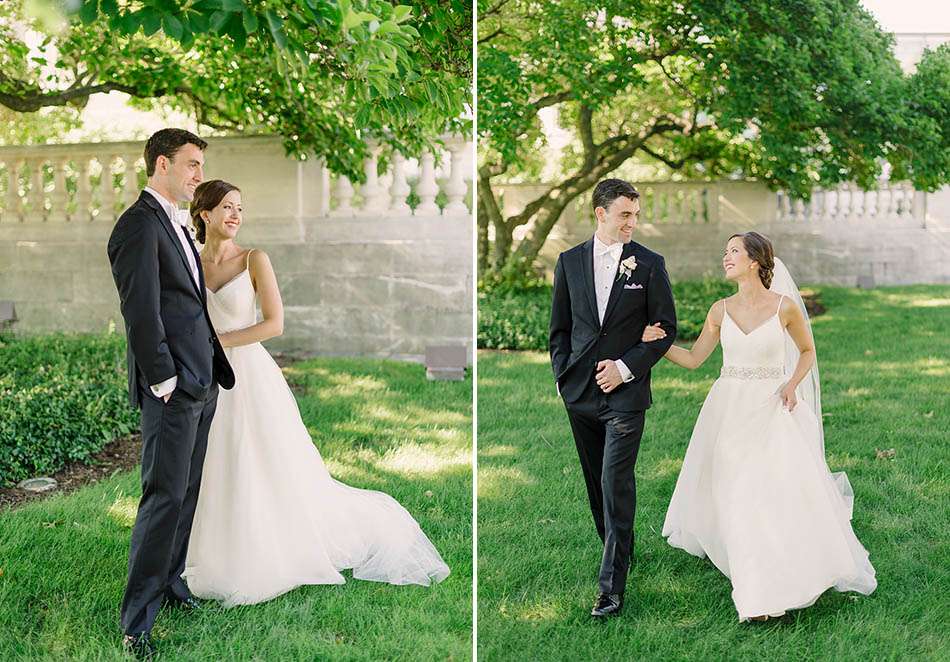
181,179,449,606
641,231,876,622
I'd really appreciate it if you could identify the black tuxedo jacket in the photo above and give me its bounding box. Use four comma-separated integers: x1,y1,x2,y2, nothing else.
549,238,677,411
107,191,235,408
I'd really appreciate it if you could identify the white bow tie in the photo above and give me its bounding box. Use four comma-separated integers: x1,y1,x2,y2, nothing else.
596,243,623,259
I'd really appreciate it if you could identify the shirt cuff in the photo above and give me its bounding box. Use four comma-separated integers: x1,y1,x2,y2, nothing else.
615,360,634,383
150,375,177,398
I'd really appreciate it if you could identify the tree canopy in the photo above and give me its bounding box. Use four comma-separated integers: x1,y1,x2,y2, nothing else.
0,0,472,179
478,0,950,281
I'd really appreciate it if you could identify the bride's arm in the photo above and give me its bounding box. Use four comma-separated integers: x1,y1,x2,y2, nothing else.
217,250,284,348
661,300,724,370
777,297,816,409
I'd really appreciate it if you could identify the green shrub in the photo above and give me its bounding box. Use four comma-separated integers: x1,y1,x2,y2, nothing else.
477,278,738,351
0,333,139,486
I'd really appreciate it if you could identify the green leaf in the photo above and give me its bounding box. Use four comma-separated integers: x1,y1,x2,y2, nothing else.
342,8,362,30
138,8,161,36
224,14,247,49
220,0,245,11
78,1,99,25
265,10,287,49
210,10,230,33
162,14,183,41
100,0,118,14
392,5,412,24
375,20,399,37
242,9,258,34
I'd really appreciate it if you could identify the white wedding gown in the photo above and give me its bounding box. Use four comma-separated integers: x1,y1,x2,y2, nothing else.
662,297,876,621
182,267,449,607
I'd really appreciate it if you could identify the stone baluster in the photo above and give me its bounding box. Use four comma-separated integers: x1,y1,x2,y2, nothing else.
51,158,69,221
883,182,897,220
331,174,355,217
5,160,22,222
836,183,850,220
443,141,468,215
863,189,876,219
873,187,885,220
76,158,93,221
123,154,140,207
653,189,665,223
812,189,826,221
99,157,117,219
26,159,46,221
388,151,411,215
415,150,440,215
359,145,388,215
850,183,864,221
900,182,915,220
793,198,806,222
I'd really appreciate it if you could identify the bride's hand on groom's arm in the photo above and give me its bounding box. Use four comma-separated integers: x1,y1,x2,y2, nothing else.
641,323,666,342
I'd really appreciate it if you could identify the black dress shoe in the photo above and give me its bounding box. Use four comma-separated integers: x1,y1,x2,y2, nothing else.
591,592,624,618
162,595,203,611
122,632,156,660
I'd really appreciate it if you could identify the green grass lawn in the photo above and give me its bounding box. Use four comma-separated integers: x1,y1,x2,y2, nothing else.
477,286,949,661
0,357,472,661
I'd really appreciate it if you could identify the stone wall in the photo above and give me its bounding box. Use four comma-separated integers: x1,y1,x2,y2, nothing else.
495,180,950,286
0,136,473,361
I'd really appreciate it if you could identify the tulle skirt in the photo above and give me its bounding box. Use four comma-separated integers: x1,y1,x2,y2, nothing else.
183,342,449,607
661,374,876,621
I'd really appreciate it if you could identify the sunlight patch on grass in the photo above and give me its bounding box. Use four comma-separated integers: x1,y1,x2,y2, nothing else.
478,466,535,498
318,374,389,397
514,600,562,622
876,292,950,309
107,495,138,528
825,453,862,470
642,455,684,479
374,443,470,477
478,445,518,458
361,404,470,429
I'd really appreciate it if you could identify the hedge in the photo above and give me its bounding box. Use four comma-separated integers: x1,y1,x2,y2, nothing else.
478,278,738,351
0,332,139,487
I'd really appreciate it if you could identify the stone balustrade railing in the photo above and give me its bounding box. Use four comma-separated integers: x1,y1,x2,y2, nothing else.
499,179,926,228
776,182,923,223
0,134,473,223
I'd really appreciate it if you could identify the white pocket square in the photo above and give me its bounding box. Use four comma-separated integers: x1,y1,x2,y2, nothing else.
624,283,643,290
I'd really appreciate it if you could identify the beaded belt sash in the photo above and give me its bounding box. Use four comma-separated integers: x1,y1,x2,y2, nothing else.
720,365,784,380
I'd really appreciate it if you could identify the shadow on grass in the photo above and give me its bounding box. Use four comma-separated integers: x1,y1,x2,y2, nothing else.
477,285,950,660
0,356,473,661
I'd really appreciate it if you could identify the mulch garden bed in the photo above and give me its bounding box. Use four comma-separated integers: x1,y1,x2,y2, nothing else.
1,434,142,511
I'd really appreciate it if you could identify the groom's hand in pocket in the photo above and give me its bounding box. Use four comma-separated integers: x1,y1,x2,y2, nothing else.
596,360,623,393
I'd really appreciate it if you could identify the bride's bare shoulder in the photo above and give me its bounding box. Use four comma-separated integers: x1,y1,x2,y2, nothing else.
708,298,728,325
778,294,804,324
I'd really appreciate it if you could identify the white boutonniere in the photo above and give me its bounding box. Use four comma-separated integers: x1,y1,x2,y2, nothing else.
617,255,638,281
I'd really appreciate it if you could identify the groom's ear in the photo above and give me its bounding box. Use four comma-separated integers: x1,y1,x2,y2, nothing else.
594,206,607,224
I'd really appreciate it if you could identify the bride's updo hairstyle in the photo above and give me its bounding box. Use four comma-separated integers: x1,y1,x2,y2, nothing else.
190,179,240,244
729,231,775,289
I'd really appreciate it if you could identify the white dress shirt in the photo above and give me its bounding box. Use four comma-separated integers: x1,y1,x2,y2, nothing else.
143,187,200,399
592,235,634,383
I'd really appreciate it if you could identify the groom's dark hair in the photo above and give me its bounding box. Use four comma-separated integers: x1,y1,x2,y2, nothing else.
144,128,208,176
591,178,639,213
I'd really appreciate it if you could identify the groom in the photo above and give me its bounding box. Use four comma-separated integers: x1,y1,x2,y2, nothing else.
107,128,234,658
549,178,677,618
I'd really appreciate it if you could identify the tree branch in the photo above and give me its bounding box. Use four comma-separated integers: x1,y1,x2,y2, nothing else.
530,91,571,111
477,27,508,44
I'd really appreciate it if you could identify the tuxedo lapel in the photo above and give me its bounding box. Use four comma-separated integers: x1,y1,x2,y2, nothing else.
580,238,599,327
139,192,203,301
601,242,637,329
